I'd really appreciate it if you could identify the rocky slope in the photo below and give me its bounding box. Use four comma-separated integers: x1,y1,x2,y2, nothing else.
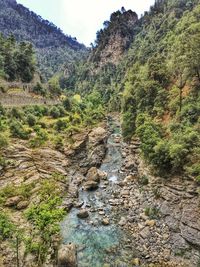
0,116,200,266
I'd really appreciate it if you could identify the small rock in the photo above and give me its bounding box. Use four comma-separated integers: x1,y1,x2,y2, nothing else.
102,218,110,226
98,170,108,180
62,200,74,211
118,217,126,226
16,200,29,210
5,196,23,207
131,258,140,266
140,227,151,239
74,201,84,208
145,220,156,227
77,209,89,219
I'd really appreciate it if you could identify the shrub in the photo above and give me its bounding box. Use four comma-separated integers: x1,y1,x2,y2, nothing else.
0,104,5,117
32,83,46,96
0,133,8,149
9,120,29,139
169,144,188,170
25,178,66,263
29,129,48,148
63,98,71,111
0,213,15,240
57,106,66,117
54,136,64,151
54,119,67,132
144,206,159,219
10,107,24,120
50,107,60,119
27,114,37,127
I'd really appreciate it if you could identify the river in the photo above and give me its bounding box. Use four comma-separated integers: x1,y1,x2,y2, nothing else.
61,117,136,267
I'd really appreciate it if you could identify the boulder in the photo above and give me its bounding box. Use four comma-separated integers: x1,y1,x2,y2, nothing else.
86,167,100,182
58,244,77,267
89,127,107,146
98,170,108,180
84,181,98,191
5,196,23,207
77,209,89,219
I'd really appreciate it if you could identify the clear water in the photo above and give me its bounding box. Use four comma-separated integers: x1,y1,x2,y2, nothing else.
61,117,135,266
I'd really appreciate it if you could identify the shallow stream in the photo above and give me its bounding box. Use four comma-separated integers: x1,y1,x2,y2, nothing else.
61,117,135,267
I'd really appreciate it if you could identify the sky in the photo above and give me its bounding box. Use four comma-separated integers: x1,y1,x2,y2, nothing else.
17,0,155,46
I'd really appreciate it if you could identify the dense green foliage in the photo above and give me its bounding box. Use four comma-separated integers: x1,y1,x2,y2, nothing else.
120,0,200,177
0,34,35,82
0,0,87,79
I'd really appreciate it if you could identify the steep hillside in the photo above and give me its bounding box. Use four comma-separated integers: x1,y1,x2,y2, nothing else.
121,0,200,179
59,8,138,108
0,0,87,79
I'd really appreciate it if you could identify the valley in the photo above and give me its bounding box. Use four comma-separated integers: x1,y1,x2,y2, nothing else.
0,0,200,266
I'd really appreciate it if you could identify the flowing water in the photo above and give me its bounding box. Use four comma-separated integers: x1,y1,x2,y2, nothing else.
61,117,135,267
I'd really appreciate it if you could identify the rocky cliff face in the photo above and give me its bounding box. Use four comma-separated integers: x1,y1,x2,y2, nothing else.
89,9,138,67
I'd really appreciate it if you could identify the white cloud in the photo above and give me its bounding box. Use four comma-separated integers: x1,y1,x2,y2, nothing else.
60,0,155,46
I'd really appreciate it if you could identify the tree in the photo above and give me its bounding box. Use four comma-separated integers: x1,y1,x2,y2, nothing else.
48,77,61,96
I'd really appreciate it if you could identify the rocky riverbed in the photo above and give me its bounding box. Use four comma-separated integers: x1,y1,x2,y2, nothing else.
59,116,200,267
0,115,200,266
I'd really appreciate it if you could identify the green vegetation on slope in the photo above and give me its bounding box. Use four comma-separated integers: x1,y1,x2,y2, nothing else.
121,0,200,178
0,0,87,80
0,34,35,82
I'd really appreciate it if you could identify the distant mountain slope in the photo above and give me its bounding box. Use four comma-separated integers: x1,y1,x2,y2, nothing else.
0,0,87,79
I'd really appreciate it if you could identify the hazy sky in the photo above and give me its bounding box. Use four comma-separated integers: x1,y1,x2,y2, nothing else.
17,0,155,46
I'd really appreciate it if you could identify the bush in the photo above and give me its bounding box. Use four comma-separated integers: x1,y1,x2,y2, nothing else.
9,120,29,139
27,114,37,127
0,133,8,149
54,136,64,151
144,206,159,219
54,119,67,132
49,107,60,119
32,82,46,96
0,213,15,240
63,98,71,111
57,106,66,117
0,104,5,117
29,129,48,148
10,107,24,120
169,144,188,170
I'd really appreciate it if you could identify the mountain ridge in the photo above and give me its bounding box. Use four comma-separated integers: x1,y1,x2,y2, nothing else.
0,0,87,79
